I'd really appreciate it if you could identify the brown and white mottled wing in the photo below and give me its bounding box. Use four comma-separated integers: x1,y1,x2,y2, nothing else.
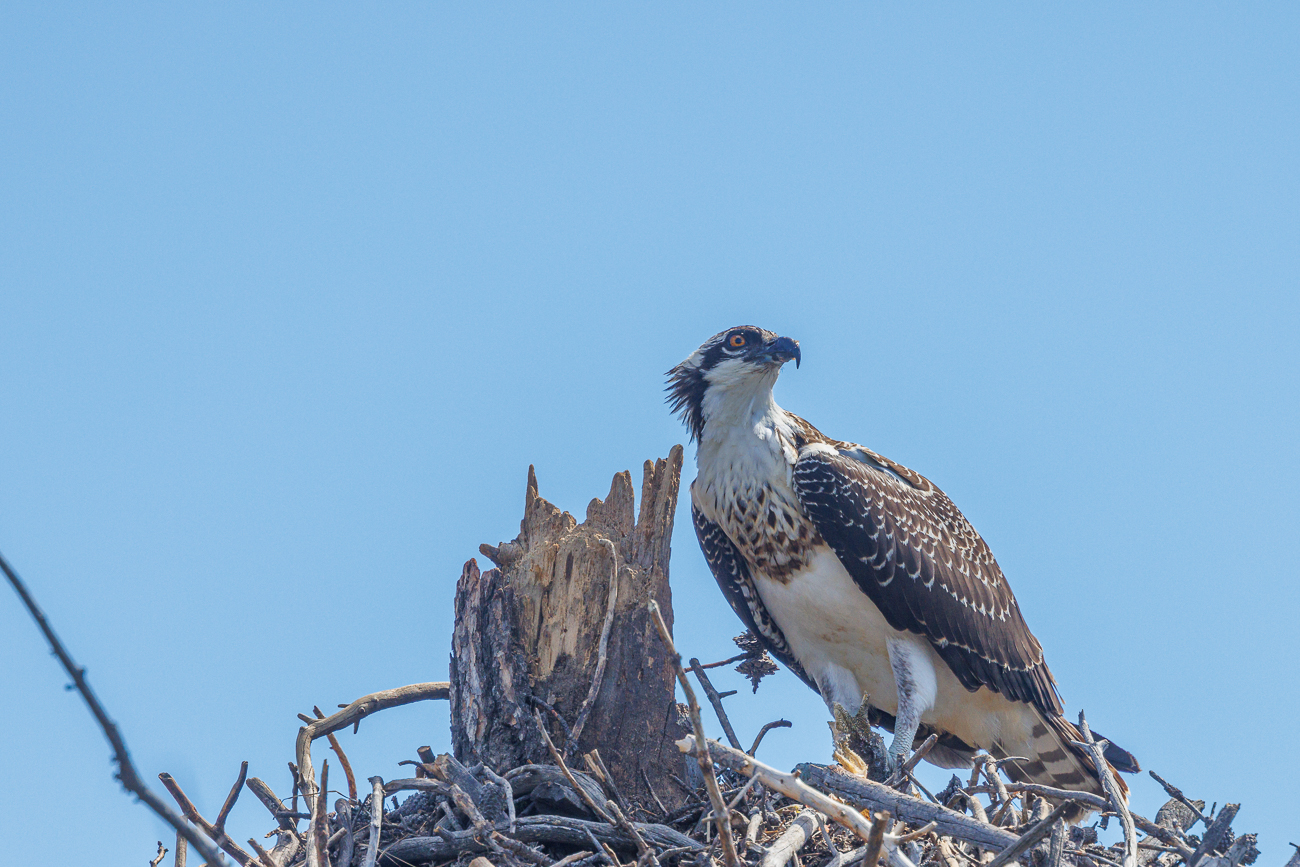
791,441,1063,717
691,501,817,691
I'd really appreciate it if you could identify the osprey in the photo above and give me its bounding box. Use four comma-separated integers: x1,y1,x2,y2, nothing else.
667,325,1138,800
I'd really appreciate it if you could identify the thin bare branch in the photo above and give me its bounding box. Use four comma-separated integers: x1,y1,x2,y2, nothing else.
749,720,793,756
361,776,384,867
689,658,743,751
1,550,229,867
314,706,358,801
649,600,740,867
1075,713,1136,867
158,772,256,866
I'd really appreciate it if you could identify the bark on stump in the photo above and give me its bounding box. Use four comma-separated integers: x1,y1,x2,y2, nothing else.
450,446,691,812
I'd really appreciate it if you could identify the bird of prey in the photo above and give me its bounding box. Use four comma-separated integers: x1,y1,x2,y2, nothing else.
667,325,1138,800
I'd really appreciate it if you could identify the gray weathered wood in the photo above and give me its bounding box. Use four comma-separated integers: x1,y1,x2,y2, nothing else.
380,815,701,865
451,448,690,811
795,763,1018,852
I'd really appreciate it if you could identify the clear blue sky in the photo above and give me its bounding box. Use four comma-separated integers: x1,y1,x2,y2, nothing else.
2,4,1297,863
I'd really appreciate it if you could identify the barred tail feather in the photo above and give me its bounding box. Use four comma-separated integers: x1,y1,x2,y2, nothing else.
996,712,1131,820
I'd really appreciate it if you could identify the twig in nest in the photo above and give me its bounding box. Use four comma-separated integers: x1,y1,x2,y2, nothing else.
535,708,615,825
218,761,251,834
1045,818,1067,867
482,763,518,834
584,750,632,816
0,551,229,867
898,823,938,844
494,831,559,867
361,776,384,867
567,538,620,758
649,600,740,867
689,657,743,751
1187,803,1240,867
529,695,575,746
314,705,358,801
861,810,890,867
1148,771,1211,830
983,801,1074,867
608,799,659,867
640,767,669,818
310,760,332,867
159,771,257,866
749,720,793,756
886,734,938,788
697,652,755,670
760,809,820,867
1073,712,1136,867
677,735,908,858
295,682,449,830
247,837,278,867
792,763,1015,852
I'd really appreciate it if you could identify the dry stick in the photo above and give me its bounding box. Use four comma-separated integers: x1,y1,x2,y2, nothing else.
983,801,1074,867
749,720,793,756
980,756,1013,823
217,762,251,835
159,773,257,866
887,734,939,788
384,778,452,797
566,538,621,758
640,767,669,818
150,841,168,867
585,749,632,815
793,763,1016,852
295,682,450,836
536,708,616,824
698,652,756,670
1074,713,1136,867
898,823,939,844
247,838,278,867
678,735,906,855
1147,772,1211,830
482,764,518,834
608,799,659,867
0,551,230,867
689,658,743,751
311,760,332,867
966,783,1106,812
1044,820,1067,867
862,810,890,867
760,809,820,867
176,829,188,867
314,706,358,801
361,776,384,867
648,600,740,867
746,812,766,858
725,776,761,813
246,777,306,866
1187,804,1240,867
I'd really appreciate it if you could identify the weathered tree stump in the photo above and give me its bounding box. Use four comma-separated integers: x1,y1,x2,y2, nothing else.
450,446,691,812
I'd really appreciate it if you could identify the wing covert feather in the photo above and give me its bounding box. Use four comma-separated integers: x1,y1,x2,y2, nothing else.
791,445,1063,716
691,502,817,692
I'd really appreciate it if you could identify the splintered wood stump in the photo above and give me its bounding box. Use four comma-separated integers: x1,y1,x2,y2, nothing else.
451,446,691,811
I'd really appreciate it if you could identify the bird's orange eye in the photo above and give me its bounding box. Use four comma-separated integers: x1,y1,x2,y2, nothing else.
729,334,746,348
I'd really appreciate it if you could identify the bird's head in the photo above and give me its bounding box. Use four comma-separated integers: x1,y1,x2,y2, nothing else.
666,325,801,442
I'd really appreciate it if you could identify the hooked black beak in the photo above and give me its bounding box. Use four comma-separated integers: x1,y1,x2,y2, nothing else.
768,335,801,369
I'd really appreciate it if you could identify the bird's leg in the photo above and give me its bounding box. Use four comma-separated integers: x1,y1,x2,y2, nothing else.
886,637,935,775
